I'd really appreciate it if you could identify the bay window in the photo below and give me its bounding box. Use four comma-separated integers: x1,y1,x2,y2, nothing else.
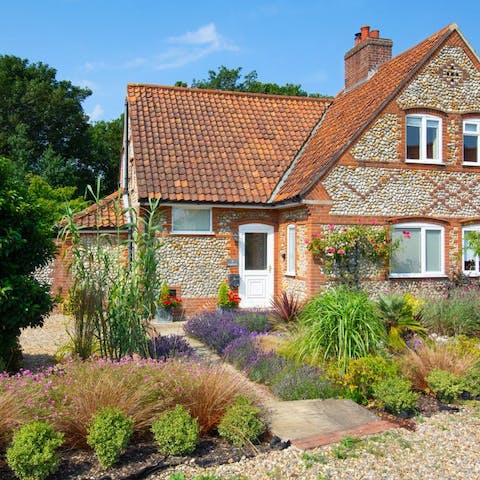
390,223,444,277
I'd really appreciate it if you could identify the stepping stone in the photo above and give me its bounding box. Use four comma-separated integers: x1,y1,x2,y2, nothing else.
265,398,397,449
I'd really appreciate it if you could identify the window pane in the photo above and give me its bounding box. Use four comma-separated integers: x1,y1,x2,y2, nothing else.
464,135,478,162
425,230,441,272
465,123,478,133
245,233,267,270
391,228,421,273
172,208,210,231
426,120,439,159
287,226,296,273
406,124,420,159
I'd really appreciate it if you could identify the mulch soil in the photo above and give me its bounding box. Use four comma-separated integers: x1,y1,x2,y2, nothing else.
0,433,288,480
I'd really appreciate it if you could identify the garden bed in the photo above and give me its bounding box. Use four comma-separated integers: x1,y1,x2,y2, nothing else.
0,435,285,480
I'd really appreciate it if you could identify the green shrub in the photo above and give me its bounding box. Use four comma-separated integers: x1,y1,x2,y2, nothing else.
340,355,400,405
290,287,386,372
426,369,465,403
372,377,419,414
152,405,199,455
6,420,63,480
463,362,480,397
217,396,266,447
86,407,134,468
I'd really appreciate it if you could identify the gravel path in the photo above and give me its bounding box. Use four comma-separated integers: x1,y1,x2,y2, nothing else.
19,313,73,369
151,405,480,480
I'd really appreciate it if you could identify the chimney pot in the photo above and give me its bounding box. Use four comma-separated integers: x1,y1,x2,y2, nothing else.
360,25,370,41
354,32,361,45
370,29,379,38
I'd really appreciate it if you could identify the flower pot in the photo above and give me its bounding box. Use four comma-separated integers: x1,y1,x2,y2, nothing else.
155,307,173,323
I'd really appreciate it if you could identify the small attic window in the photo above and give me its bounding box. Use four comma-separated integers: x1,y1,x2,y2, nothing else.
171,207,212,234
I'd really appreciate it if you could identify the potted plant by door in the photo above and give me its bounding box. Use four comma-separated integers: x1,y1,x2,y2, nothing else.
217,282,241,312
156,283,182,323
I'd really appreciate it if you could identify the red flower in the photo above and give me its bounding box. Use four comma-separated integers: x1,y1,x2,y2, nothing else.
402,230,411,239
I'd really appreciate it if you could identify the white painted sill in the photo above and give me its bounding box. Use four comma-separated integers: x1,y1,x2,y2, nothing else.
462,162,480,167
389,273,448,279
405,159,445,166
170,231,214,235
285,272,296,277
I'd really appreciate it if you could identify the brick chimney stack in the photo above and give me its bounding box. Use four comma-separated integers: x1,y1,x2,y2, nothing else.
344,26,393,90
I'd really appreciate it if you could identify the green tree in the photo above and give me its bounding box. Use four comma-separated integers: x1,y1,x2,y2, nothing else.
0,158,55,371
26,174,88,226
177,65,326,97
87,115,123,195
0,55,91,188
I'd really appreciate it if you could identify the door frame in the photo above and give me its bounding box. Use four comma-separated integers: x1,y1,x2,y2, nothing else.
238,223,274,308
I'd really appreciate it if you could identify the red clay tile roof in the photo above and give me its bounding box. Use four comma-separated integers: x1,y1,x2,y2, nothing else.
127,85,331,204
73,190,126,229
274,24,455,202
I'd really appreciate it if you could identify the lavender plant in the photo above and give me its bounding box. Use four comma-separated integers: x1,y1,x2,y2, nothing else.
184,311,249,354
148,334,195,361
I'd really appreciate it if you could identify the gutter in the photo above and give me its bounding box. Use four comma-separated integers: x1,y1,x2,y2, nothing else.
138,199,332,209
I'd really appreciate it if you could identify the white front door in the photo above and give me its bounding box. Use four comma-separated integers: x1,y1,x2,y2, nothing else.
239,224,274,308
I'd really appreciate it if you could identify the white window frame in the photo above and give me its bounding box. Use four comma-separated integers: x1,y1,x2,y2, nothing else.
405,114,443,164
462,225,480,276
463,119,480,165
286,224,296,276
171,206,213,234
390,222,445,278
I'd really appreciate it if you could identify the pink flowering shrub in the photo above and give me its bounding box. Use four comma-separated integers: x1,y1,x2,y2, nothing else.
0,357,250,449
307,223,398,287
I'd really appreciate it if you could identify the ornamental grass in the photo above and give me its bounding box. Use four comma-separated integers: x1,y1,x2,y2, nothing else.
0,357,252,449
400,341,478,391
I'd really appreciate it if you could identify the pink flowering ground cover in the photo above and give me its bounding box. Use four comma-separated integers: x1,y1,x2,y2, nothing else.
0,356,251,449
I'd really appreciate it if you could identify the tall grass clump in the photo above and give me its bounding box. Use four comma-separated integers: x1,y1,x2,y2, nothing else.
400,341,478,391
288,287,386,372
421,287,480,337
60,182,163,360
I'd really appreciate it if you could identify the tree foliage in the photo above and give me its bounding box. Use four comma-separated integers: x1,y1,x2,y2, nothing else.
0,55,91,180
0,158,55,371
176,65,326,97
0,54,123,197
87,115,123,195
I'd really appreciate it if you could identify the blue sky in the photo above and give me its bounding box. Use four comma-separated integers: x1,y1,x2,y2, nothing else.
2,0,479,121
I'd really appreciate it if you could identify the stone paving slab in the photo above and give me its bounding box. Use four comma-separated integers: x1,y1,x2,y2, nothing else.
264,398,388,444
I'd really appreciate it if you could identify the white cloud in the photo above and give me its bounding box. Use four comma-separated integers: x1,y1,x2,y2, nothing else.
155,23,238,70
82,24,238,73
168,23,222,46
88,104,104,122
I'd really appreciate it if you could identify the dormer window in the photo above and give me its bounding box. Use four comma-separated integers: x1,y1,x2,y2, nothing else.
463,120,480,165
406,114,442,164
